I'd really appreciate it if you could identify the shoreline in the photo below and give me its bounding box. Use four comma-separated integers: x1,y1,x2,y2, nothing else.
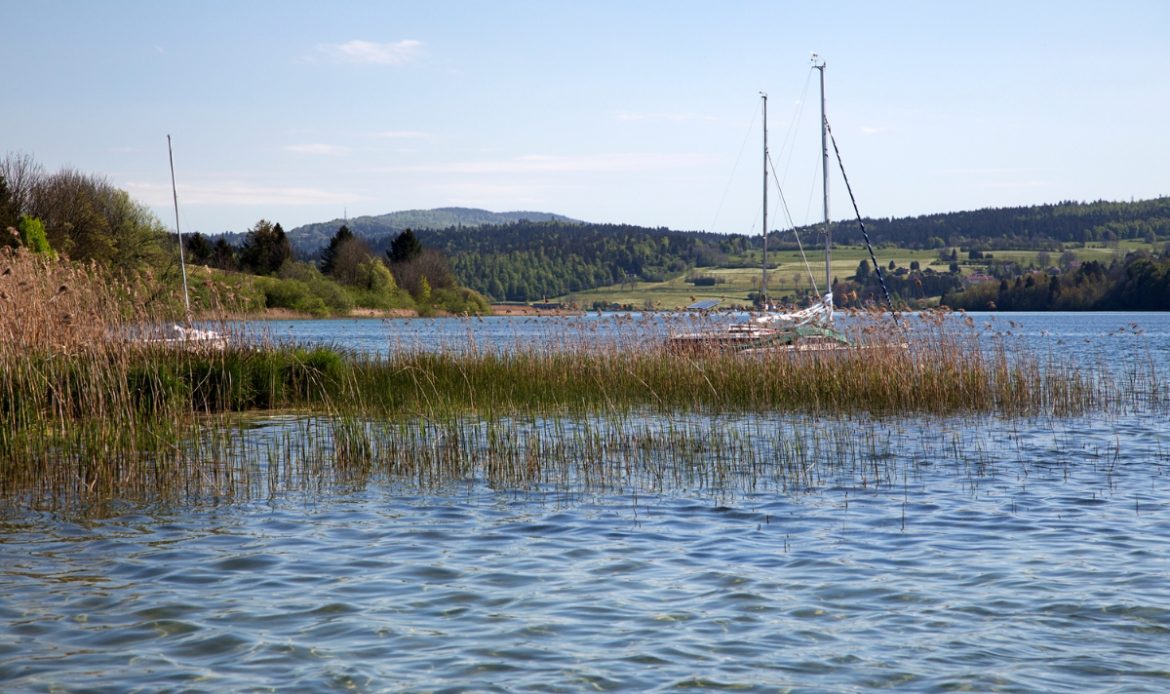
211,305,584,321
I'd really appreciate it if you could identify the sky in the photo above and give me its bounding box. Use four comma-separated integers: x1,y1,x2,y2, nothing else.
3,0,1168,237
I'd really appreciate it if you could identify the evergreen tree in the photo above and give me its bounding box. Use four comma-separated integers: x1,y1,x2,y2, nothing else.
855,259,871,282
239,219,292,275
211,237,237,271
184,231,214,265
387,228,422,264
320,224,354,276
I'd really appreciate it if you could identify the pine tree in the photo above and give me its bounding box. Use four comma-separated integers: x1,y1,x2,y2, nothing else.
239,219,291,275
387,228,422,264
320,224,354,276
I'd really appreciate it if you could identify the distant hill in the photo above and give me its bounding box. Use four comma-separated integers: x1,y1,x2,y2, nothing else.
286,207,580,254
824,197,1170,250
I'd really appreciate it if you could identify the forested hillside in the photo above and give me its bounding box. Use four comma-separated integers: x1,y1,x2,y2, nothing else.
825,197,1170,250
941,250,1170,311
283,197,1170,303
369,221,750,302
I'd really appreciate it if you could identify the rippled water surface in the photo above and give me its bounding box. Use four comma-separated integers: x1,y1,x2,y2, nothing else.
249,310,1170,362
3,313,1170,692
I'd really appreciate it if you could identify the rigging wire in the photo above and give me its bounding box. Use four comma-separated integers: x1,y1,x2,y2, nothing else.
774,69,815,194
824,116,900,324
767,153,820,297
758,68,823,302
709,102,760,234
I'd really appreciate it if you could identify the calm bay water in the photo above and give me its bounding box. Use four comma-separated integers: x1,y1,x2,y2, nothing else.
3,313,1170,692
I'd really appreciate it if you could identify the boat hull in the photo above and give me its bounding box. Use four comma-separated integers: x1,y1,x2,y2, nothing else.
666,324,852,355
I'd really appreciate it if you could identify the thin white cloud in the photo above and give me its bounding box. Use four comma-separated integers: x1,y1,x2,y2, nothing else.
860,126,887,135
284,143,350,156
421,181,554,207
126,181,360,207
310,39,423,65
371,152,711,175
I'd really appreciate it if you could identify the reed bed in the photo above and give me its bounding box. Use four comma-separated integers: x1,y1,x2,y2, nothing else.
1,248,1165,513
344,319,1142,419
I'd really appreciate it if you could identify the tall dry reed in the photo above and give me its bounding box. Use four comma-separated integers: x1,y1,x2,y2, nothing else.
1,248,1164,513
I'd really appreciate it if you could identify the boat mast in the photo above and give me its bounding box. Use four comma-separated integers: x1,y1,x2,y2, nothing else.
167,134,192,320
760,92,768,308
812,55,831,318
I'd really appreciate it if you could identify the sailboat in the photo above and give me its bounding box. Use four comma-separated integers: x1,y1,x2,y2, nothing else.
668,57,850,353
148,135,227,350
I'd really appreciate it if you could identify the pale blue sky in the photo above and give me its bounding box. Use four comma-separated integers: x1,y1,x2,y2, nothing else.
3,1,1167,236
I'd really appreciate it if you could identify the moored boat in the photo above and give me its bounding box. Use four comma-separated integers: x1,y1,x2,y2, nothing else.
669,56,853,353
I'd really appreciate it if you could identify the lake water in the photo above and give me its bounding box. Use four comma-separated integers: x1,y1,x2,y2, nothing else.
3,313,1170,692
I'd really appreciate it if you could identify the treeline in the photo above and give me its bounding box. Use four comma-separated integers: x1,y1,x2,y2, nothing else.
834,260,965,310
823,197,1170,250
941,248,1170,311
368,220,753,302
183,224,489,316
291,198,1170,302
1,152,487,317
1,152,168,268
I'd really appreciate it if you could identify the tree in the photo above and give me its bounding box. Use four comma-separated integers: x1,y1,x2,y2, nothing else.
28,168,166,266
0,151,44,217
331,238,376,285
184,231,214,265
353,258,397,292
390,248,455,299
17,215,54,257
239,220,291,275
319,224,354,276
855,259,871,282
387,228,422,264
210,237,237,271
417,275,432,304
0,175,18,236
320,224,377,285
